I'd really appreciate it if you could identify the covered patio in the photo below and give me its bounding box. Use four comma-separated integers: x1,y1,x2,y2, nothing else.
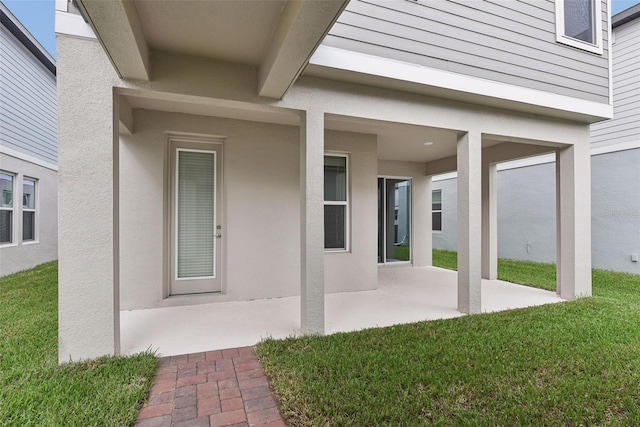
120,266,563,357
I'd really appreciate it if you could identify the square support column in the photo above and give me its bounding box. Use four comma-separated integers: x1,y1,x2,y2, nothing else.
58,37,120,362
481,162,498,280
457,132,482,314
556,143,592,298
413,175,433,266
300,110,325,334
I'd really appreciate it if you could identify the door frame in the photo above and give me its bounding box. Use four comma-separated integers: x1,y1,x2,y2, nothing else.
377,175,413,265
166,135,225,296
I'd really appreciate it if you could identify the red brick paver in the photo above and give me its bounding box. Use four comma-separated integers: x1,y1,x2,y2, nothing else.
135,346,287,427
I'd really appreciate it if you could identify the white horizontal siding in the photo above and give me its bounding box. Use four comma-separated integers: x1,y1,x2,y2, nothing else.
0,26,57,165
324,0,610,103
591,18,640,145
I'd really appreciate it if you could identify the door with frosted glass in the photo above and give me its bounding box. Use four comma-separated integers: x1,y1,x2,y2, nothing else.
171,145,222,295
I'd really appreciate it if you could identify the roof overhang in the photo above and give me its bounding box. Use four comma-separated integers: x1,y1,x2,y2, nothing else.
75,0,348,99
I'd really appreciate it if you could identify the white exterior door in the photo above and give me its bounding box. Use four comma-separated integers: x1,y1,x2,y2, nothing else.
170,140,223,295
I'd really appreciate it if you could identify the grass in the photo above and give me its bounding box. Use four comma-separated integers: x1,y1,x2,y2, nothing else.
258,251,640,426
0,261,158,426
393,245,410,261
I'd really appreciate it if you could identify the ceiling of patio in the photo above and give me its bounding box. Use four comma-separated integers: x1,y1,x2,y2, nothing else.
132,0,287,65
123,95,511,164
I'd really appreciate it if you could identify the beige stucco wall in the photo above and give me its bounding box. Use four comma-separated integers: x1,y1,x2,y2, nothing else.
120,111,380,310
0,154,58,276
324,130,378,293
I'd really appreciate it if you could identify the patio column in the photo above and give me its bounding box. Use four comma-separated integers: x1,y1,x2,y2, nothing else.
556,142,592,298
58,36,120,362
457,131,482,314
414,175,433,266
300,109,325,334
481,162,498,280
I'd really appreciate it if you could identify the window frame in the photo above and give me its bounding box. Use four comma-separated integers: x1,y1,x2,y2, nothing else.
323,153,349,252
432,189,442,232
555,0,604,55
0,171,15,246
22,177,37,243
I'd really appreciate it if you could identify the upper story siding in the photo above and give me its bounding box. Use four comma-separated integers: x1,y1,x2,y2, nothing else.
322,0,610,104
0,17,57,165
591,11,640,145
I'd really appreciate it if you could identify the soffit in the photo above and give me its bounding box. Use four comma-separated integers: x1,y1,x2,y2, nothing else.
132,0,287,66
326,115,501,163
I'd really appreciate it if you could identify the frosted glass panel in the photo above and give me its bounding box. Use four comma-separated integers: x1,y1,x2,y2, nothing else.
177,151,215,278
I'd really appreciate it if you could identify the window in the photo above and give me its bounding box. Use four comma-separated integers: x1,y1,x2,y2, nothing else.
432,190,442,231
555,0,603,54
324,155,348,250
23,178,36,241
0,172,14,244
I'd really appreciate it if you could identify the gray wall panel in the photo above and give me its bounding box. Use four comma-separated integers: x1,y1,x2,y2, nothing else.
0,27,57,164
326,0,610,103
591,18,640,145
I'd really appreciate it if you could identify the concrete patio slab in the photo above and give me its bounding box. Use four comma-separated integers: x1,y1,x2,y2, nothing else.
121,266,563,357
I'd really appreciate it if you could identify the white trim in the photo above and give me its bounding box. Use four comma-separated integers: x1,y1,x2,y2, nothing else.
590,139,640,155
607,0,613,105
21,177,37,243
0,171,15,245
377,175,413,265
555,0,604,55
55,0,68,12
432,189,442,232
309,46,613,120
432,172,458,182
55,10,96,39
324,153,350,253
0,146,58,171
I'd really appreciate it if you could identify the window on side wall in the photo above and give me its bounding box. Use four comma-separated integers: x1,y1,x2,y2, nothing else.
0,172,14,244
432,190,442,232
324,154,348,251
23,178,36,241
555,0,603,54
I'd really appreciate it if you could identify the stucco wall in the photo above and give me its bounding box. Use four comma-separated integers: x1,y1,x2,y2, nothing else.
0,154,58,276
324,130,378,293
119,110,381,310
591,149,640,273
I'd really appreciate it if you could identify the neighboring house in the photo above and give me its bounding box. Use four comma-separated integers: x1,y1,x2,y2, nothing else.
0,2,57,276
55,0,613,361
432,4,640,275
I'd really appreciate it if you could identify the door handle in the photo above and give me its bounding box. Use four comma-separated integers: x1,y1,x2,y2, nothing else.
215,233,222,239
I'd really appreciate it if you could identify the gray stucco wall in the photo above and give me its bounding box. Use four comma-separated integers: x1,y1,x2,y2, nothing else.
0,154,58,276
432,148,640,274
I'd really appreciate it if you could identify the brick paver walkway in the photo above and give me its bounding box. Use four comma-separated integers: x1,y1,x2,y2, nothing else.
135,346,287,427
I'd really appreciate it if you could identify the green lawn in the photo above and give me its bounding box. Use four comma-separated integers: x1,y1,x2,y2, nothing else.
258,251,640,426
0,262,158,426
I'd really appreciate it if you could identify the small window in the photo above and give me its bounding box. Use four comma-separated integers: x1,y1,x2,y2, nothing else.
23,178,36,241
555,0,603,54
0,172,14,244
432,190,442,232
324,154,348,250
